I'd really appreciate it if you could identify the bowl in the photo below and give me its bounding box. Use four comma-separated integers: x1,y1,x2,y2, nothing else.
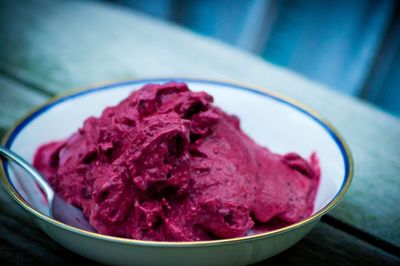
0,78,353,265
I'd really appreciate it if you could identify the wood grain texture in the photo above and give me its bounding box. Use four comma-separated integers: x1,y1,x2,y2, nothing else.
0,0,399,249
0,180,398,266
0,134,396,265
0,205,97,265
0,76,48,130
266,223,400,266
260,0,394,95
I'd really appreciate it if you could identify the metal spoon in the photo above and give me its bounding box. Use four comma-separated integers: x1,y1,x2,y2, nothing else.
0,145,95,232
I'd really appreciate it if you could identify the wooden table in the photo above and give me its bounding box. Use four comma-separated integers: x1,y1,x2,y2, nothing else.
0,1,399,265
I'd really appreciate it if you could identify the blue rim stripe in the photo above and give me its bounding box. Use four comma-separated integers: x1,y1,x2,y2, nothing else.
3,78,349,201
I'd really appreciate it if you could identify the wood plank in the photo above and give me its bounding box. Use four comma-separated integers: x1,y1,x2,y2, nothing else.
0,238,45,266
0,164,398,266
0,212,97,265
2,136,390,265
0,75,49,224
0,0,399,247
0,128,6,140
0,76,48,130
260,0,394,95
1,136,394,265
359,2,400,117
1,187,398,266
0,182,33,226
265,223,400,266
359,1,400,116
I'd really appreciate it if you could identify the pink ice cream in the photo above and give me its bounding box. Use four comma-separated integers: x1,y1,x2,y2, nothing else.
33,82,320,241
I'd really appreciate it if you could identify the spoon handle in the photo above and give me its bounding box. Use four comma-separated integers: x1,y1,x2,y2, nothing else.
0,145,54,203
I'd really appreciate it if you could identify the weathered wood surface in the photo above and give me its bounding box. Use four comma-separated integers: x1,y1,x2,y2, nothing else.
0,0,399,264
0,0,399,247
0,155,398,265
0,77,48,130
0,187,96,266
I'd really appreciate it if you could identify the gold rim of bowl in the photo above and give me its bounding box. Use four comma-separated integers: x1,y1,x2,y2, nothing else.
0,78,354,247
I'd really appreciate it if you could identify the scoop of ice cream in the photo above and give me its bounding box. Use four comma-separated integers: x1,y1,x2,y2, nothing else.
34,82,320,241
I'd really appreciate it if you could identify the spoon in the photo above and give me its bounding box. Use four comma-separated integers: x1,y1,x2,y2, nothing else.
0,145,95,232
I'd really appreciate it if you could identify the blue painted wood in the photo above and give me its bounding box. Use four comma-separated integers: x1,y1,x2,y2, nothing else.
359,3,400,117
110,0,174,19
375,52,400,116
103,0,399,116
172,0,253,45
261,0,394,95
236,0,277,52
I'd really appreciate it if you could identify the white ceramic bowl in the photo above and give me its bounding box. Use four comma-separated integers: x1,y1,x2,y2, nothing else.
0,78,353,266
